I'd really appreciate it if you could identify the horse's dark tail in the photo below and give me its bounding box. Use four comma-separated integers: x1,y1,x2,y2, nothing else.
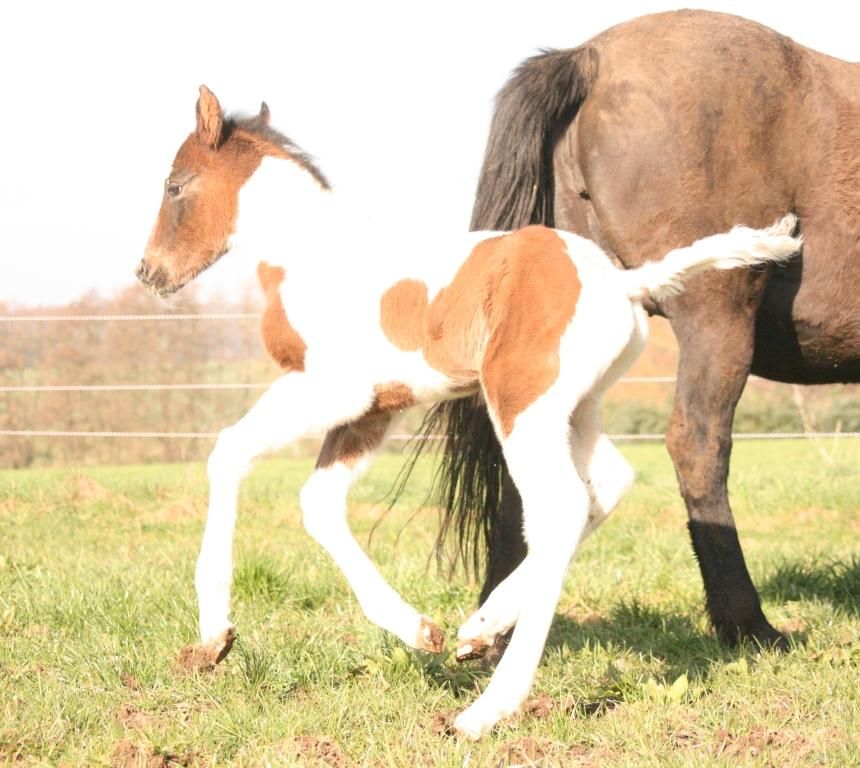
419,46,598,584
469,46,597,231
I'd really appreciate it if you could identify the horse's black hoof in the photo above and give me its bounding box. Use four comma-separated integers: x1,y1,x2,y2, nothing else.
716,619,790,652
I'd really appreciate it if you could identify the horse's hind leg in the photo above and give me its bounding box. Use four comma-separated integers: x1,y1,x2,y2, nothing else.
666,283,787,649
300,413,445,653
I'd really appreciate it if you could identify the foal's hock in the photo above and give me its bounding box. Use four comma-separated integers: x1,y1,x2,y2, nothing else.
137,85,801,738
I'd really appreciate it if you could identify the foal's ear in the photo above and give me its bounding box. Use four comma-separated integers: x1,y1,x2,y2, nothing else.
259,101,270,125
196,85,224,148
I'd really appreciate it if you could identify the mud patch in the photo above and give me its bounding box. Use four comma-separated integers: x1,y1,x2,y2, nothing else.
495,737,552,765
176,629,235,674
115,703,152,730
455,637,490,662
711,726,843,762
493,739,601,767
111,739,197,768
429,709,458,737
176,645,220,674
67,474,135,508
287,735,350,767
522,694,575,720
121,673,142,691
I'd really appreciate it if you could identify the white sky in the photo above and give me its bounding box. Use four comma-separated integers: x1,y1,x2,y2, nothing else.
0,1,855,308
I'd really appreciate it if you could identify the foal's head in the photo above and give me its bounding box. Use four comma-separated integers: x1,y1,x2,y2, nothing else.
136,86,328,297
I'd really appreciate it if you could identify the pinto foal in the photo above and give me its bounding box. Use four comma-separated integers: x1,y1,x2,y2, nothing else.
136,86,800,738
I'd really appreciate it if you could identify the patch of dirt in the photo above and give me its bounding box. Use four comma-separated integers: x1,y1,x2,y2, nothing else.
416,617,446,654
521,694,576,720
115,703,152,730
121,673,142,691
287,735,351,767
455,637,490,662
175,629,235,674
429,709,458,737
111,740,198,768
175,645,219,674
495,737,553,765
711,726,836,763
494,739,612,768
67,474,135,508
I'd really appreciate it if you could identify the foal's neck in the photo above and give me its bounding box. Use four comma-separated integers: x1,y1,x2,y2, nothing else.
233,154,341,273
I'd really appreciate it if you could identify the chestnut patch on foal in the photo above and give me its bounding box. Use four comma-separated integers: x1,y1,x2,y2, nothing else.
315,383,416,470
479,228,581,435
380,279,430,351
372,382,416,412
315,413,391,470
257,261,307,371
379,227,581,435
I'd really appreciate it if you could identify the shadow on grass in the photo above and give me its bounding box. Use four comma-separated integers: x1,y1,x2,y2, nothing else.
415,600,744,705
545,600,735,683
392,556,859,707
758,555,860,614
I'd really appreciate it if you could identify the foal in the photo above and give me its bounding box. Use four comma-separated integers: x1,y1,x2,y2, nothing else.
136,86,800,738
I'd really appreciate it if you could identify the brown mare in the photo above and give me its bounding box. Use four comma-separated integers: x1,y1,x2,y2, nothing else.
425,9,859,654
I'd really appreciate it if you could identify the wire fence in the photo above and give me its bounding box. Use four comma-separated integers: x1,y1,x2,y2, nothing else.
2,312,858,445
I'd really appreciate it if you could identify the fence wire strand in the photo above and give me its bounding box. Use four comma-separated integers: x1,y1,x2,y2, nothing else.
2,311,855,443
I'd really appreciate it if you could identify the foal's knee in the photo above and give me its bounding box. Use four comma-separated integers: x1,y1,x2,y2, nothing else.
300,467,350,544
207,426,252,483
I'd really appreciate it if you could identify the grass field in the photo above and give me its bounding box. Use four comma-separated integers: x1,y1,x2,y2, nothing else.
1,440,858,766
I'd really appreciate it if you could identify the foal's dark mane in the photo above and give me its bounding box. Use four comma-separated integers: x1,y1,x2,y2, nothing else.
226,112,332,191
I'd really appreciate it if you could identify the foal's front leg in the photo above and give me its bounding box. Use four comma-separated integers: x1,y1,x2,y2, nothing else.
193,373,374,662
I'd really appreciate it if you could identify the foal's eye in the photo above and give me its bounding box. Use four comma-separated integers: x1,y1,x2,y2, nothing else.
166,183,184,198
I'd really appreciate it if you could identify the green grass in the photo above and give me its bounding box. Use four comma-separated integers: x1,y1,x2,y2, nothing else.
1,440,858,766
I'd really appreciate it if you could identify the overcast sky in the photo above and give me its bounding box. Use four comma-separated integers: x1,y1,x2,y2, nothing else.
0,1,854,308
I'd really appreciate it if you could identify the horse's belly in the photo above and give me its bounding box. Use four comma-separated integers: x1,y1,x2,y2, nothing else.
753,268,860,383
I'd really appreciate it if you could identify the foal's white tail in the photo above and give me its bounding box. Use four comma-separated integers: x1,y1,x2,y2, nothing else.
623,214,801,303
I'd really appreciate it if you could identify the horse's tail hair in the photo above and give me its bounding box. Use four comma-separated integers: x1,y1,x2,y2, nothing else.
470,45,599,231
623,214,802,304
405,47,598,582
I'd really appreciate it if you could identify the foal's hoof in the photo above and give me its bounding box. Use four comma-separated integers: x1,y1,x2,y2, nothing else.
177,627,236,673
416,617,446,654
455,637,490,662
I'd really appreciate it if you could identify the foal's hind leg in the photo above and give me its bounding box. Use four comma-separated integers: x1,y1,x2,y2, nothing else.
455,397,633,661
569,397,634,541
454,390,593,738
300,413,445,653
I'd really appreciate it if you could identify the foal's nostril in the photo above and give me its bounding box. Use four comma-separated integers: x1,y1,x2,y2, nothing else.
135,260,149,282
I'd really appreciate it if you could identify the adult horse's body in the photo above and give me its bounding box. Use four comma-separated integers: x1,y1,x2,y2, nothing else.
435,10,859,650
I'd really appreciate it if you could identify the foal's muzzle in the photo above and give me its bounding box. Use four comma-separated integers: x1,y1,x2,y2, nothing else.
135,259,176,298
